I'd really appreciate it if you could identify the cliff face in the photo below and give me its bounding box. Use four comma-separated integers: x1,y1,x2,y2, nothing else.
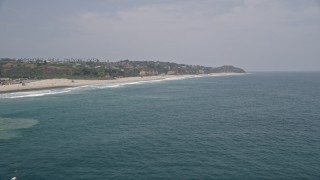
211,65,246,73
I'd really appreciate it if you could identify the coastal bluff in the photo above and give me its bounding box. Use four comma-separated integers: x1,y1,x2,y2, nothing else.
0,58,245,80
211,65,246,73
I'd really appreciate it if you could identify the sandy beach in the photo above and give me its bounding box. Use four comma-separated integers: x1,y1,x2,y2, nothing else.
0,73,241,93
0,76,166,93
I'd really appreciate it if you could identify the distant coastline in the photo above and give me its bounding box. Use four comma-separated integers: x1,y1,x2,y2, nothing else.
0,58,245,80
0,58,245,93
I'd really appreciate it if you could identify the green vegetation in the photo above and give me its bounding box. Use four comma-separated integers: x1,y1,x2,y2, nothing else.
0,58,245,79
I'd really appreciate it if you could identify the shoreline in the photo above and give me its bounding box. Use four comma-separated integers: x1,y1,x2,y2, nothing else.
0,73,243,94
0,86,72,94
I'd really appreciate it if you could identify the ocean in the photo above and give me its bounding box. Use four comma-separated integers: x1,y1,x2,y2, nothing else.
0,72,319,179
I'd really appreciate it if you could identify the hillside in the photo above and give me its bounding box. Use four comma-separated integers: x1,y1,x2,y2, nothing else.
0,58,245,79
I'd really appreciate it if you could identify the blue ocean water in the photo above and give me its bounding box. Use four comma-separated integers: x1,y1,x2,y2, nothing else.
0,72,319,179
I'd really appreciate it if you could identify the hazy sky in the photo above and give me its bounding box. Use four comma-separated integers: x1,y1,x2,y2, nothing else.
0,0,319,71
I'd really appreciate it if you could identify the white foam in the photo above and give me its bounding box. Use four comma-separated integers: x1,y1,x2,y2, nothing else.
0,89,73,99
